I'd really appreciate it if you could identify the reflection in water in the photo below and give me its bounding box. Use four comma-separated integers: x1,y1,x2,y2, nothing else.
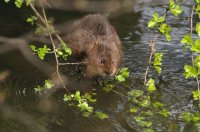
0,0,199,132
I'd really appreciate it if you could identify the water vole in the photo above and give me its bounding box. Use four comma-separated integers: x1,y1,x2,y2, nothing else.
64,14,122,78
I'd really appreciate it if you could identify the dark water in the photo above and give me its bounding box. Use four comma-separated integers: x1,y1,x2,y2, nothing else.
0,0,199,132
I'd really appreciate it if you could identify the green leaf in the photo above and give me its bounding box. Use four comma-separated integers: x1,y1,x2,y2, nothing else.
158,109,170,117
153,52,163,75
77,102,93,113
63,94,72,102
115,75,125,82
153,102,165,108
127,90,143,98
184,65,198,78
196,23,200,36
130,107,138,113
148,12,165,28
83,93,96,103
192,90,200,100
140,98,151,107
115,67,129,82
74,91,81,101
144,111,154,116
34,85,43,94
135,117,152,127
26,0,32,5
37,45,51,60
15,0,24,8
195,4,200,18
30,45,37,52
182,112,193,122
119,67,129,78
27,15,37,26
95,112,109,120
181,34,193,46
196,0,200,4
135,116,145,122
44,79,54,89
102,84,115,93
169,0,183,16
146,78,157,92
57,42,72,60
4,0,10,2
191,39,200,53
158,23,171,41
148,20,157,28
194,56,200,68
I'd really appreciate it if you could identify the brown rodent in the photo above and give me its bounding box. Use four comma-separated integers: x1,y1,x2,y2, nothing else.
64,14,122,78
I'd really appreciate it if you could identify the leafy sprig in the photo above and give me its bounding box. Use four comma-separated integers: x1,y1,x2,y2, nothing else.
30,45,51,60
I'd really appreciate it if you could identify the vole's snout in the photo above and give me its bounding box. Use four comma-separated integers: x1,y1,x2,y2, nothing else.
105,70,110,75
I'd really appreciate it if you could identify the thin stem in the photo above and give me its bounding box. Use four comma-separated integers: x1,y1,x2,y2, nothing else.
144,33,158,86
111,89,130,99
30,3,64,44
143,10,168,87
41,7,70,93
58,62,87,65
190,2,200,101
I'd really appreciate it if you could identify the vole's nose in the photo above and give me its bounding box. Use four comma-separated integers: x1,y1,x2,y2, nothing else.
105,70,110,75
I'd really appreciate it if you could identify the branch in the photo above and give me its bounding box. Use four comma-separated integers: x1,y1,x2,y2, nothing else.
58,62,87,65
41,8,70,93
143,10,168,86
189,2,200,101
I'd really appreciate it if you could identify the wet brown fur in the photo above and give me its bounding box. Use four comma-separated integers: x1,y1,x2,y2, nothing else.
64,14,122,78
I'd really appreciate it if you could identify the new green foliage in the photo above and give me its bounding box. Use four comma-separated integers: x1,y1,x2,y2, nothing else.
34,79,54,94
192,91,200,100
148,13,165,28
182,112,200,124
146,78,156,92
63,91,99,117
56,42,72,60
153,102,165,108
181,34,193,46
196,0,200,3
195,3,200,18
115,67,129,82
95,112,109,120
15,0,23,8
27,15,37,26
158,109,170,117
102,84,115,93
153,52,163,75
169,0,183,16
196,23,200,36
184,65,198,78
194,56,200,68
191,40,200,53
30,45,51,60
135,116,152,127
14,0,34,8
158,23,171,41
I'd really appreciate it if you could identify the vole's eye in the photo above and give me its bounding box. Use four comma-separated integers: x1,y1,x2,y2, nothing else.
100,59,104,64
112,61,114,64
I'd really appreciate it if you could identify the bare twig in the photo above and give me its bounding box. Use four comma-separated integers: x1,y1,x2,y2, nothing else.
111,89,130,99
30,3,64,44
58,62,87,65
144,34,158,86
